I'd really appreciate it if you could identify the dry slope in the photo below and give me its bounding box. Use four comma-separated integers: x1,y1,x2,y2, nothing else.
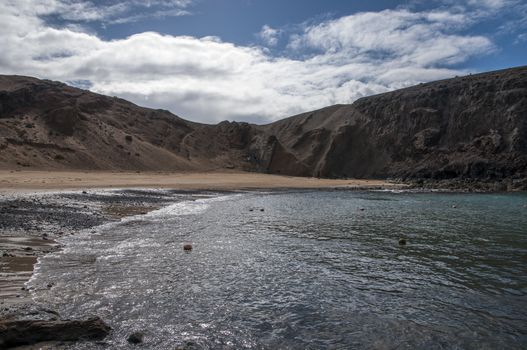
1,66,526,189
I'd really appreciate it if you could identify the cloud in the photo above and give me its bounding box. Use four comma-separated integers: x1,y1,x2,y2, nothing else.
497,2,527,39
4,0,194,24
0,1,497,124
467,0,510,9
258,25,281,46
289,9,492,66
109,8,191,25
513,32,527,45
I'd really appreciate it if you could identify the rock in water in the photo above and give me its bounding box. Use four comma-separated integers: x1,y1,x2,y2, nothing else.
0,317,110,348
127,331,144,344
183,244,193,251
399,238,407,246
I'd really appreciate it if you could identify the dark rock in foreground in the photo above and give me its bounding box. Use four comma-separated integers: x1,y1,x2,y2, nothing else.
0,317,110,348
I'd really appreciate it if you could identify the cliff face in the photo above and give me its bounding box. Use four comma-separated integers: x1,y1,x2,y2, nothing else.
261,67,527,189
1,66,526,189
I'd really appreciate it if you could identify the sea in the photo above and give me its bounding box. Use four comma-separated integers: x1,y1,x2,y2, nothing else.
28,190,527,349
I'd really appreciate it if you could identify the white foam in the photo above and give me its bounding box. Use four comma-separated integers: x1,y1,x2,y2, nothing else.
27,193,244,292
143,193,243,220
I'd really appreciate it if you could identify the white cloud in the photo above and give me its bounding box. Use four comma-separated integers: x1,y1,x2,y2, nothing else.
467,0,510,9
258,25,281,46
0,1,497,124
3,0,193,24
289,9,492,67
515,33,527,44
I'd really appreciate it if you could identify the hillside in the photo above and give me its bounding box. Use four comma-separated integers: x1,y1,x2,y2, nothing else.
1,66,526,189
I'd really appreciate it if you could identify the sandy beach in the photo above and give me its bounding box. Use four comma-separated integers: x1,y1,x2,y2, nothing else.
0,170,397,193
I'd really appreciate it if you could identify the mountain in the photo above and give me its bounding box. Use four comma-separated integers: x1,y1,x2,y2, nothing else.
1,66,526,190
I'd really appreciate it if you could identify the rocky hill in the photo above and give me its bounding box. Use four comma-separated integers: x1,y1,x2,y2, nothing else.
1,66,526,190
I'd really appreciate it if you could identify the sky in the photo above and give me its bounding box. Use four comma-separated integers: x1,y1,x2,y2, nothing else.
0,0,525,124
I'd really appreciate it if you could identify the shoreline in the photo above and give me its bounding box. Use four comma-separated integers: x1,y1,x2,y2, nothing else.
0,170,402,313
0,188,207,348
0,170,400,193
0,189,199,306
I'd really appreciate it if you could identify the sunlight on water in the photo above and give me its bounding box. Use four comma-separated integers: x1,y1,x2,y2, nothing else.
29,191,527,349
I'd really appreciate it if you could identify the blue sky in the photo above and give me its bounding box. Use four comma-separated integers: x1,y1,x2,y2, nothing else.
1,0,525,123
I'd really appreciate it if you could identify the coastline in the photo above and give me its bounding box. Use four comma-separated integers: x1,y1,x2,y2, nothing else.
0,173,400,347
0,189,201,305
0,171,399,304
0,188,216,348
0,170,399,193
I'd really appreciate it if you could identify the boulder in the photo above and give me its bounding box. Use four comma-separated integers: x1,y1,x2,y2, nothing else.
0,317,110,348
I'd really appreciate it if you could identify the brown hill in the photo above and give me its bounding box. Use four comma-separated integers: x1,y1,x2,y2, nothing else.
1,66,526,189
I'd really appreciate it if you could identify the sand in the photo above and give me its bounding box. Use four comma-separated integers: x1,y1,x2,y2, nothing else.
0,170,398,192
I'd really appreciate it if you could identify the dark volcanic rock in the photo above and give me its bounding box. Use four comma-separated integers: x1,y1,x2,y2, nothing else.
0,66,526,189
42,106,81,136
0,317,110,348
127,331,144,344
264,66,527,189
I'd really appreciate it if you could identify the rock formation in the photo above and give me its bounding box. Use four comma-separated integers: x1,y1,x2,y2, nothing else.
1,66,526,189
0,317,110,348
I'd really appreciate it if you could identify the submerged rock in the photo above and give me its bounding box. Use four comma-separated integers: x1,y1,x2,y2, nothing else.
0,317,110,348
127,331,144,344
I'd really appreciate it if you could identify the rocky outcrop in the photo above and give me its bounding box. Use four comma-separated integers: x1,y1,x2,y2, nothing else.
263,67,527,189
0,66,526,190
0,317,110,348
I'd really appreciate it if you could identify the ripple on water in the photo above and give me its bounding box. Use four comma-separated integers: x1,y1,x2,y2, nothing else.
28,191,527,349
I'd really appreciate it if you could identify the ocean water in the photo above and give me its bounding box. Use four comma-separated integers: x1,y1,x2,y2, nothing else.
29,190,527,349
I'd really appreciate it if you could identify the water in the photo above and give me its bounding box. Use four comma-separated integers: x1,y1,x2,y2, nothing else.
29,191,527,349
